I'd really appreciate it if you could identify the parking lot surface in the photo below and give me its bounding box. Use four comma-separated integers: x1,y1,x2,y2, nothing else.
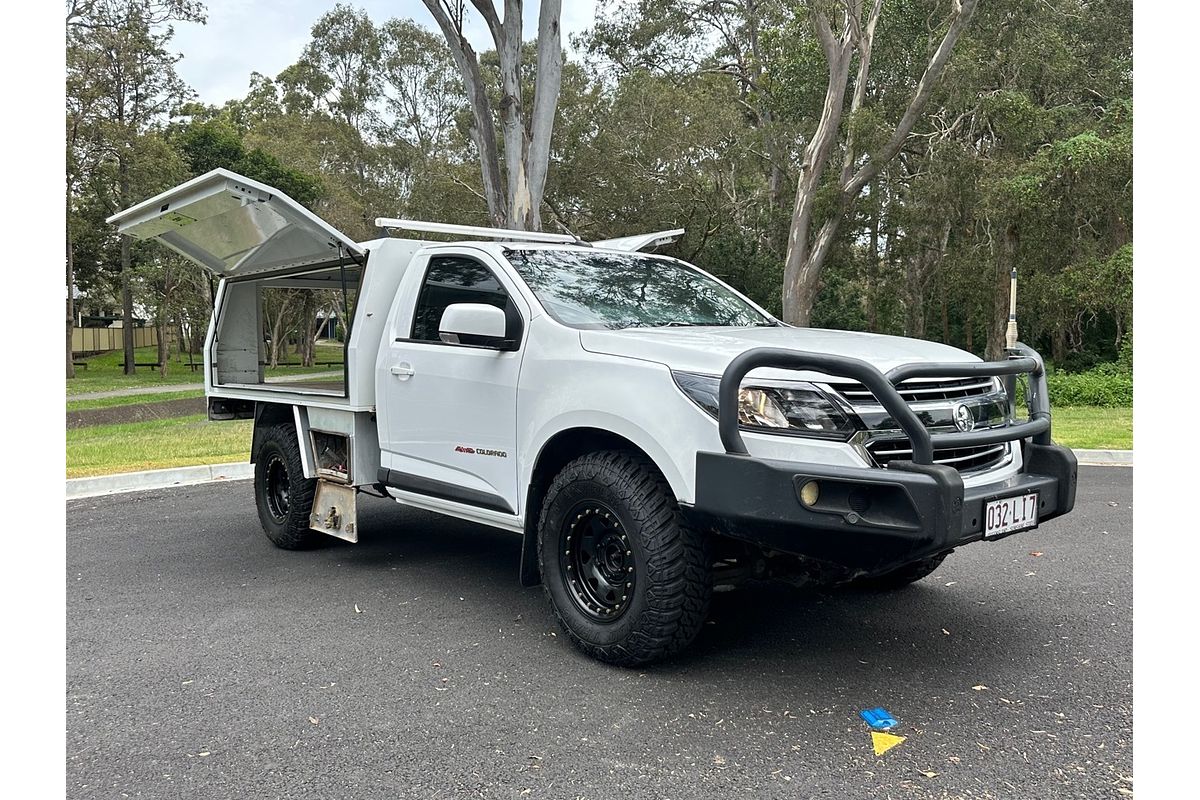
67,466,1132,799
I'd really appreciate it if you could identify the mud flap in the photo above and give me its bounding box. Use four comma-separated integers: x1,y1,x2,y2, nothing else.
309,480,358,543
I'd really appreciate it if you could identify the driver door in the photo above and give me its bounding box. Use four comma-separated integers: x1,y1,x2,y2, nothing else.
376,252,527,515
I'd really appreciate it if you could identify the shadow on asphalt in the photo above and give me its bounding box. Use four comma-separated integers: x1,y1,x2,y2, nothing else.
326,493,1018,678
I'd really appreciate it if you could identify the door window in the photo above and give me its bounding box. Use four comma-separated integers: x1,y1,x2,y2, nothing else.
409,256,517,343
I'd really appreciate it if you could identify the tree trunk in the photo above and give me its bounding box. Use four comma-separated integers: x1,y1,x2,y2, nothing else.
782,0,978,325
157,316,168,378
986,223,1019,360
522,0,563,232
120,233,135,374
940,281,950,344
1051,328,1066,364
865,183,880,331
118,154,136,375
421,0,507,225
66,225,76,379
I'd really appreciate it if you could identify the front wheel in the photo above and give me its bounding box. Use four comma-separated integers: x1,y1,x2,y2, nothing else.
253,424,322,549
537,451,711,666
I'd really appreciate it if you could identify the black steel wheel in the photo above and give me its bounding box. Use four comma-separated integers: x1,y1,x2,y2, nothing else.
538,450,711,666
263,454,291,523
559,501,636,622
253,424,322,550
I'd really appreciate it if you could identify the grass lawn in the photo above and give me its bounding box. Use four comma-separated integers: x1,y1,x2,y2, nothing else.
68,346,204,395
68,342,345,395
1051,406,1132,450
66,389,204,411
66,415,252,478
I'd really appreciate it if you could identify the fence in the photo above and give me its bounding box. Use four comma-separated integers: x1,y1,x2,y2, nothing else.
71,326,158,355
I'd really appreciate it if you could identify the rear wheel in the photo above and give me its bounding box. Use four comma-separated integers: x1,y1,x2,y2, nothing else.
253,424,322,549
853,552,948,591
538,451,711,666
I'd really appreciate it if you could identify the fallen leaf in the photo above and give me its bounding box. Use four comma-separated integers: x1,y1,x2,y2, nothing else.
919,770,938,778
972,685,989,691
1030,551,1044,557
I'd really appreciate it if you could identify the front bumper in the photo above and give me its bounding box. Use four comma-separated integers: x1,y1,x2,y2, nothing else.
686,442,1077,576
683,343,1078,577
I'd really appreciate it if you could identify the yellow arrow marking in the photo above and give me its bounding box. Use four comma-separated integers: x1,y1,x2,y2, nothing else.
872,731,906,756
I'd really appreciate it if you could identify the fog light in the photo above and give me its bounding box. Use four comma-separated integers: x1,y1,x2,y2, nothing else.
799,480,820,507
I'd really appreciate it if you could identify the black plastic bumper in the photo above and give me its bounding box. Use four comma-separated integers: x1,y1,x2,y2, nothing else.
686,442,1077,576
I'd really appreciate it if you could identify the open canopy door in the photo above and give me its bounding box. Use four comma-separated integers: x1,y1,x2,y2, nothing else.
106,168,363,278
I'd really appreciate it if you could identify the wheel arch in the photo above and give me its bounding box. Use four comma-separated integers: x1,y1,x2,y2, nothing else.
250,402,315,478
518,425,678,587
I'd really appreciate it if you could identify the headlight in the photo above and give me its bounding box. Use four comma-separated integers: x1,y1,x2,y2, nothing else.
672,371,859,440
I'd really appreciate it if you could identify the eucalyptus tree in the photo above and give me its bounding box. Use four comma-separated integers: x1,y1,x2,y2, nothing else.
65,0,205,375
779,0,978,327
419,0,564,230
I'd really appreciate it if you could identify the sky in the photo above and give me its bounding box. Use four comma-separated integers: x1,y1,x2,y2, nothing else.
170,0,601,106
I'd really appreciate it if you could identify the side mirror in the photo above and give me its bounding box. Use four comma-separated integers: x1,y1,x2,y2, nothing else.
439,303,516,350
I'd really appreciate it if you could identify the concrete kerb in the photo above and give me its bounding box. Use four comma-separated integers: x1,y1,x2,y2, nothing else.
66,448,1133,501
66,462,255,500
1071,449,1133,467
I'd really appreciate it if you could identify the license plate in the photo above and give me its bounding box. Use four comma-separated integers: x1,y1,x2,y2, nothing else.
983,492,1039,538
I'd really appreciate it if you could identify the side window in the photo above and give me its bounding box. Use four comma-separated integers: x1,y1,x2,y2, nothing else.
410,256,510,342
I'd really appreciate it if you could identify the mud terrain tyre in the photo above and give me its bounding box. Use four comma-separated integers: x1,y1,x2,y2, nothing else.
538,451,711,666
253,424,322,550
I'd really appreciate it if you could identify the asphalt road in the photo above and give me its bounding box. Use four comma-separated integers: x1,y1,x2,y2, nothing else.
66,467,1132,799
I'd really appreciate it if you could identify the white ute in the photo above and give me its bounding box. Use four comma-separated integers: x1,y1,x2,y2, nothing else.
110,169,1078,665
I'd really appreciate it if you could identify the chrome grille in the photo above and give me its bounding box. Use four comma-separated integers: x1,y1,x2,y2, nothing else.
827,377,998,404
866,439,1009,473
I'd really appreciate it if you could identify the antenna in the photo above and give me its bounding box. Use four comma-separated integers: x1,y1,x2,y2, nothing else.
375,218,578,244
1005,265,1019,351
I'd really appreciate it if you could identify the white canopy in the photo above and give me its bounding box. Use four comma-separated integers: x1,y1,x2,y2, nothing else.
107,168,363,278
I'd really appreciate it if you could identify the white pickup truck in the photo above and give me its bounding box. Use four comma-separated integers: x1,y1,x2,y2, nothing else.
110,169,1078,665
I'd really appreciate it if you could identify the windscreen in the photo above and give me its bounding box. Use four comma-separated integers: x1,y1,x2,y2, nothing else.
506,249,773,330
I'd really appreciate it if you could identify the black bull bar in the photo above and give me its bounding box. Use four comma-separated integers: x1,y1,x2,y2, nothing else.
716,342,1052,462
684,341,1076,576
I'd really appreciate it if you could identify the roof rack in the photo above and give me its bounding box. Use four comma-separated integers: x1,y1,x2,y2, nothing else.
374,218,579,244
374,218,687,253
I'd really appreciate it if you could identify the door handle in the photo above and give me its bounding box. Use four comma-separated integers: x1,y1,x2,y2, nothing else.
390,362,415,380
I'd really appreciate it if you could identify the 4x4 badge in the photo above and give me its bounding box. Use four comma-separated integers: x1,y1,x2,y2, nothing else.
953,403,975,433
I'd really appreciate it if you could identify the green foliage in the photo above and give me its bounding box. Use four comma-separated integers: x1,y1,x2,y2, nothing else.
1045,363,1133,408
66,0,1132,386
175,118,323,206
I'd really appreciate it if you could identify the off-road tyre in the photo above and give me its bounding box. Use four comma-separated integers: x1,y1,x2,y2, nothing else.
538,450,711,666
253,423,322,550
853,552,949,591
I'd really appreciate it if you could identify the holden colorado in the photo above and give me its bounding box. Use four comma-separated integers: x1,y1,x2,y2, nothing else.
109,169,1078,666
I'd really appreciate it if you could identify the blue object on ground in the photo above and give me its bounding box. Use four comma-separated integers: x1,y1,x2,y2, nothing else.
860,707,899,730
